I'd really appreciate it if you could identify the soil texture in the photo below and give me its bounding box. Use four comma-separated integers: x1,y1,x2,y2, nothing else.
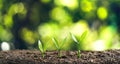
0,49,120,64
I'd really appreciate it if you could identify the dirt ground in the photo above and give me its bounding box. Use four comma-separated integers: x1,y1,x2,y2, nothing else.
0,49,120,64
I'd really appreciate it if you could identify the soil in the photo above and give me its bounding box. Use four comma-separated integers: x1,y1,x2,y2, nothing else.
0,49,120,64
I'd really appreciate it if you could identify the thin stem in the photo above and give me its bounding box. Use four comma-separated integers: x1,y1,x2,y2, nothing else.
42,52,45,58
58,49,61,57
78,50,81,58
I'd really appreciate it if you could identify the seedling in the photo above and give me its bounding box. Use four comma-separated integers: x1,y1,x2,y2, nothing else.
38,40,47,58
52,37,67,57
70,31,87,58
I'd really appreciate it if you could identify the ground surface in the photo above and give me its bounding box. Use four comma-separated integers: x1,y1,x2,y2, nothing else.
0,49,120,64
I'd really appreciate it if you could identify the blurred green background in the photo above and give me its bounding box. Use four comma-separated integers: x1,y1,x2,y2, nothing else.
0,0,120,51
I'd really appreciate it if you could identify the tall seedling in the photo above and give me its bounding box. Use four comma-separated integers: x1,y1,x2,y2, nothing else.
70,31,87,58
52,37,67,57
38,40,48,58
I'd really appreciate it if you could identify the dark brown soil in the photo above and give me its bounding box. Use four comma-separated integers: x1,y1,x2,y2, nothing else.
0,49,120,64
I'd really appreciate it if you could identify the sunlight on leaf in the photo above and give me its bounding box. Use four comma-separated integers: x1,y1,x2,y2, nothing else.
38,40,44,53
79,31,87,42
70,33,79,44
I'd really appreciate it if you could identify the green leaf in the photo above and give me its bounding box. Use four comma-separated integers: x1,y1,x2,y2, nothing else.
70,33,79,44
43,41,49,52
60,37,67,49
52,37,59,49
38,40,44,53
79,31,87,42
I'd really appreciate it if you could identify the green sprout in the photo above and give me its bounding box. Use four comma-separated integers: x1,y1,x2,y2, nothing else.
52,37,67,57
70,31,87,58
38,40,47,58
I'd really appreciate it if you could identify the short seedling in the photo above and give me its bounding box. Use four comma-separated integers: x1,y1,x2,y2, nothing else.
52,37,67,57
38,40,47,58
70,31,87,58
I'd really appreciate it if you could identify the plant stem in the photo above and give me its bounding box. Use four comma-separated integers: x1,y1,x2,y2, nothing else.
42,52,45,58
58,49,61,57
78,50,81,58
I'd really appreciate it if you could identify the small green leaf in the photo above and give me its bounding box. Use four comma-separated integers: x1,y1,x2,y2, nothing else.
79,31,87,42
70,33,79,44
52,37,59,49
38,40,44,53
43,41,49,52
60,37,67,49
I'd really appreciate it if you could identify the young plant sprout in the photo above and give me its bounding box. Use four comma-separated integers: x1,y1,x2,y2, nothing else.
52,37,67,57
70,31,87,58
38,40,47,58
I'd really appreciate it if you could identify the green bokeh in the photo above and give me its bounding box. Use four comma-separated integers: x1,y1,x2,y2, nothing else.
0,0,120,51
